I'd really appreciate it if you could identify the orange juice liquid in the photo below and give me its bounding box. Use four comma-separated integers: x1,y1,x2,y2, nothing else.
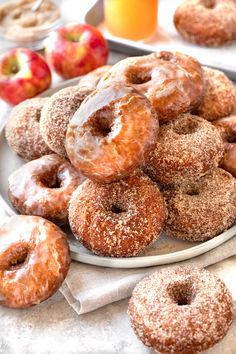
104,0,158,41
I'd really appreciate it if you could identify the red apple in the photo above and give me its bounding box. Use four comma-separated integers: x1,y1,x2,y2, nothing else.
45,23,109,79
0,48,51,105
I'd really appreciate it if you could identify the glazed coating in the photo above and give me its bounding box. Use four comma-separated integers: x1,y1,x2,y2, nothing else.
8,154,84,225
194,67,236,121
144,114,224,186
213,115,236,177
40,85,92,157
174,0,236,46
69,173,167,257
66,85,159,183
128,266,233,354
164,168,236,241
98,51,203,123
5,97,52,161
78,65,112,90
0,215,70,309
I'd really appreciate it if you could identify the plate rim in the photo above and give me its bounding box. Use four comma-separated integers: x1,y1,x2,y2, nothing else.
1,78,236,268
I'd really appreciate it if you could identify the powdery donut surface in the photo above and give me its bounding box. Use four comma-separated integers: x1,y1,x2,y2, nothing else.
5,97,53,161
144,114,224,186
213,115,236,177
164,168,236,241
69,173,167,257
98,51,203,123
66,85,159,183
0,215,70,309
174,0,236,46
194,67,236,121
8,154,84,225
40,85,92,157
128,266,233,354
78,65,112,90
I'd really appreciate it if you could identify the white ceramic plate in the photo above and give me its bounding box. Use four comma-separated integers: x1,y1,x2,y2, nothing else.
0,79,236,268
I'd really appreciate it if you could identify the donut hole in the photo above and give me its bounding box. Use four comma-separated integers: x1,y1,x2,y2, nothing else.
91,111,112,137
41,174,61,189
127,70,152,85
173,119,199,135
186,186,200,196
202,0,216,9
169,282,194,306
111,204,126,214
7,247,29,271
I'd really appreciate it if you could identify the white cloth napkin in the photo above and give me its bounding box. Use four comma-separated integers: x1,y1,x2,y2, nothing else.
60,236,236,315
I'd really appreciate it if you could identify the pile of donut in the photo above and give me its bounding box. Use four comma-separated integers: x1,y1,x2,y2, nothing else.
174,0,236,47
0,50,235,352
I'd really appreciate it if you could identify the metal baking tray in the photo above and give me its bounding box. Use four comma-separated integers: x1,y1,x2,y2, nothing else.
83,0,236,81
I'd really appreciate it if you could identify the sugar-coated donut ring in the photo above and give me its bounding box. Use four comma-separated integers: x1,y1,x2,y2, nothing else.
8,154,84,225
40,85,92,157
164,168,236,241
174,0,236,46
213,115,236,177
69,173,167,257
194,67,236,120
98,51,203,123
78,65,112,90
128,266,233,354
144,114,224,186
66,85,159,183
0,215,70,309
5,97,52,161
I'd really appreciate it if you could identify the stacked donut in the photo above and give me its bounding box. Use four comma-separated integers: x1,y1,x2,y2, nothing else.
5,52,236,259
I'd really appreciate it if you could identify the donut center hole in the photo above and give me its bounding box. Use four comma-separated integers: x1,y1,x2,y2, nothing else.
203,0,216,9
8,248,29,271
128,71,151,85
169,282,194,306
41,174,61,189
92,113,112,137
186,186,200,196
111,204,125,214
173,120,199,135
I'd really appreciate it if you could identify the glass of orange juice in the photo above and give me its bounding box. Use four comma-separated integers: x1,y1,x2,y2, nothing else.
104,0,158,41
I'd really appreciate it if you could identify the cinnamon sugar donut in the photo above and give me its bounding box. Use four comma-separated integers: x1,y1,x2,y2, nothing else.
78,65,112,90
0,215,70,309
164,168,236,241
5,97,52,161
98,51,203,123
213,115,236,177
174,0,236,47
66,85,159,183
144,114,224,186
194,67,236,120
40,85,92,157
69,173,167,257
8,154,84,225
128,266,233,354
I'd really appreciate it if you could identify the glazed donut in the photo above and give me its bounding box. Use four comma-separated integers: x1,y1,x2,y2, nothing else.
0,215,70,309
5,97,53,161
144,114,224,186
128,266,233,354
78,65,112,90
164,168,236,241
174,0,236,46
40,85,92,157
66,85,159,183
69,173,167,257
213,115,236,177
98,51,203,123
8,154,84,225
194,67,236,121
